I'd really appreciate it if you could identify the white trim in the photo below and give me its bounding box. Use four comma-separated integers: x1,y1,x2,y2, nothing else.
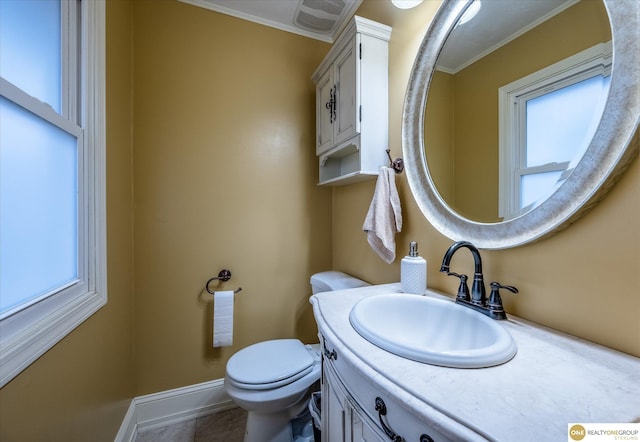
115,379,236,442
0,78,82,137
115,401,138,442
82,0,107,307
0,0,106,388
61,0,78,121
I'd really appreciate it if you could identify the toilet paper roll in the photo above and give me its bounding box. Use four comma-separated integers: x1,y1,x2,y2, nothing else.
213,290,234,347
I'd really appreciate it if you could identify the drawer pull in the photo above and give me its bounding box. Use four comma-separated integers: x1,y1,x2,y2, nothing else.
375,397,404,442
323,341,337,361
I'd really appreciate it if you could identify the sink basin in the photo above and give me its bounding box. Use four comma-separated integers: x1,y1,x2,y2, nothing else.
349,293,516,368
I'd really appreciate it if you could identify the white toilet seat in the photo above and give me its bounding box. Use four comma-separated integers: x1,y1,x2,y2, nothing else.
226,364,314,390
226,339,316,390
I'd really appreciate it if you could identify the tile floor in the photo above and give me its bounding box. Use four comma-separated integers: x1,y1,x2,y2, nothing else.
135,407,247,442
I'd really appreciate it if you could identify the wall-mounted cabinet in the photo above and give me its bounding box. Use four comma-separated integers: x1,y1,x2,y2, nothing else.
312,16,391,186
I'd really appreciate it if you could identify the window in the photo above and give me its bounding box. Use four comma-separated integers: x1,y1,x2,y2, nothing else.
0,0,105,387
498,42,612,220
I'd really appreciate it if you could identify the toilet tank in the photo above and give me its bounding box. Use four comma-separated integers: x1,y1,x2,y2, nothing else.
310,271,369,294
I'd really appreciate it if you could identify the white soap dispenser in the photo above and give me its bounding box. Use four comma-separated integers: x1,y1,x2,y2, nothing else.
401,241,427,295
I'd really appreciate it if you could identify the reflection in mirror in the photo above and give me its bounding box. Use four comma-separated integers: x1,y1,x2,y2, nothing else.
424,0,611,222
403,0,639,249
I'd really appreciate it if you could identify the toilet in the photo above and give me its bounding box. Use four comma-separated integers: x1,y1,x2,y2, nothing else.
224,271,368,442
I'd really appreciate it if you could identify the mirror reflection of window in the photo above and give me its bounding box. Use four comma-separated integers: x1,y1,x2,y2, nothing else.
499,42,612,219
520,74,611,210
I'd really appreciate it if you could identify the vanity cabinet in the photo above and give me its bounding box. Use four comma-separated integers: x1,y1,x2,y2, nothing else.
321,334,445,442
312,284,640,441
322,355,388,442
312,16,391,186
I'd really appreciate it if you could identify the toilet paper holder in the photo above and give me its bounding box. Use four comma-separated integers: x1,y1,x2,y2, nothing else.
205,269,242,295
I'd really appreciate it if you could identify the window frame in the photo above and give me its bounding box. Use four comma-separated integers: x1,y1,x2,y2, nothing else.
0,0,106,388
498,42,612,219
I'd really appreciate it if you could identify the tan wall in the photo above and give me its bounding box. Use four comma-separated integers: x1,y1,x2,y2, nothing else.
335,0,640,357
0,0,135,440
132,0,332,395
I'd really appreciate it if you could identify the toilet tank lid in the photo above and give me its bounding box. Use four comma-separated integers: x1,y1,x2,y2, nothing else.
310,271,369,292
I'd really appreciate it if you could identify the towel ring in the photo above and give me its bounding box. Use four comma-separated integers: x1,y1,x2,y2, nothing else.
205,269,242,295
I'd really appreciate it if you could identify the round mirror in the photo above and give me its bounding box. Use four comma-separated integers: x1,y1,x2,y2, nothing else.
403,0,639,249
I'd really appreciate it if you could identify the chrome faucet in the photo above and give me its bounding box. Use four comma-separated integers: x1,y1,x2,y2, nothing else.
440,241,518,320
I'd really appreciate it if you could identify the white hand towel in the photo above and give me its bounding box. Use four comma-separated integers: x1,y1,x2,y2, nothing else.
362,167,402,263
213,290,234,347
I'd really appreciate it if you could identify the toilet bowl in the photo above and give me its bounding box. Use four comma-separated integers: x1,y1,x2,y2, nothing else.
224,271,368,442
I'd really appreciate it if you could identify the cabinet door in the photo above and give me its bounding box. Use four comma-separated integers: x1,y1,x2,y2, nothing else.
333,38,359,146
322,363,346,442
316,67,335,155
350,405,387,442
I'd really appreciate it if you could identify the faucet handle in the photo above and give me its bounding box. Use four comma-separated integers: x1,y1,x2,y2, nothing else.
447,272,470,302
490,282,518,295
488,282,518,319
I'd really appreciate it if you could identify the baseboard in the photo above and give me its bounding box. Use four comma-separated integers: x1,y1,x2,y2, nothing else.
115,378,236,441
115,400,138,442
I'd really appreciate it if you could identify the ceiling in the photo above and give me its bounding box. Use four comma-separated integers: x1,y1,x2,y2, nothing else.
178,0,579,68
178,0,363,43
437,0,579,73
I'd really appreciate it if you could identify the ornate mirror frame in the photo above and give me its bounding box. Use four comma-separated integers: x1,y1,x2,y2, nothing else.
402,0,639,249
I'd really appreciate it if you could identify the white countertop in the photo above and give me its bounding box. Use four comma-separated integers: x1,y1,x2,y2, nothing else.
311,283,640,441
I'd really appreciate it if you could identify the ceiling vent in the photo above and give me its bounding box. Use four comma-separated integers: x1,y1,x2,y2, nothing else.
294,0,346,33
